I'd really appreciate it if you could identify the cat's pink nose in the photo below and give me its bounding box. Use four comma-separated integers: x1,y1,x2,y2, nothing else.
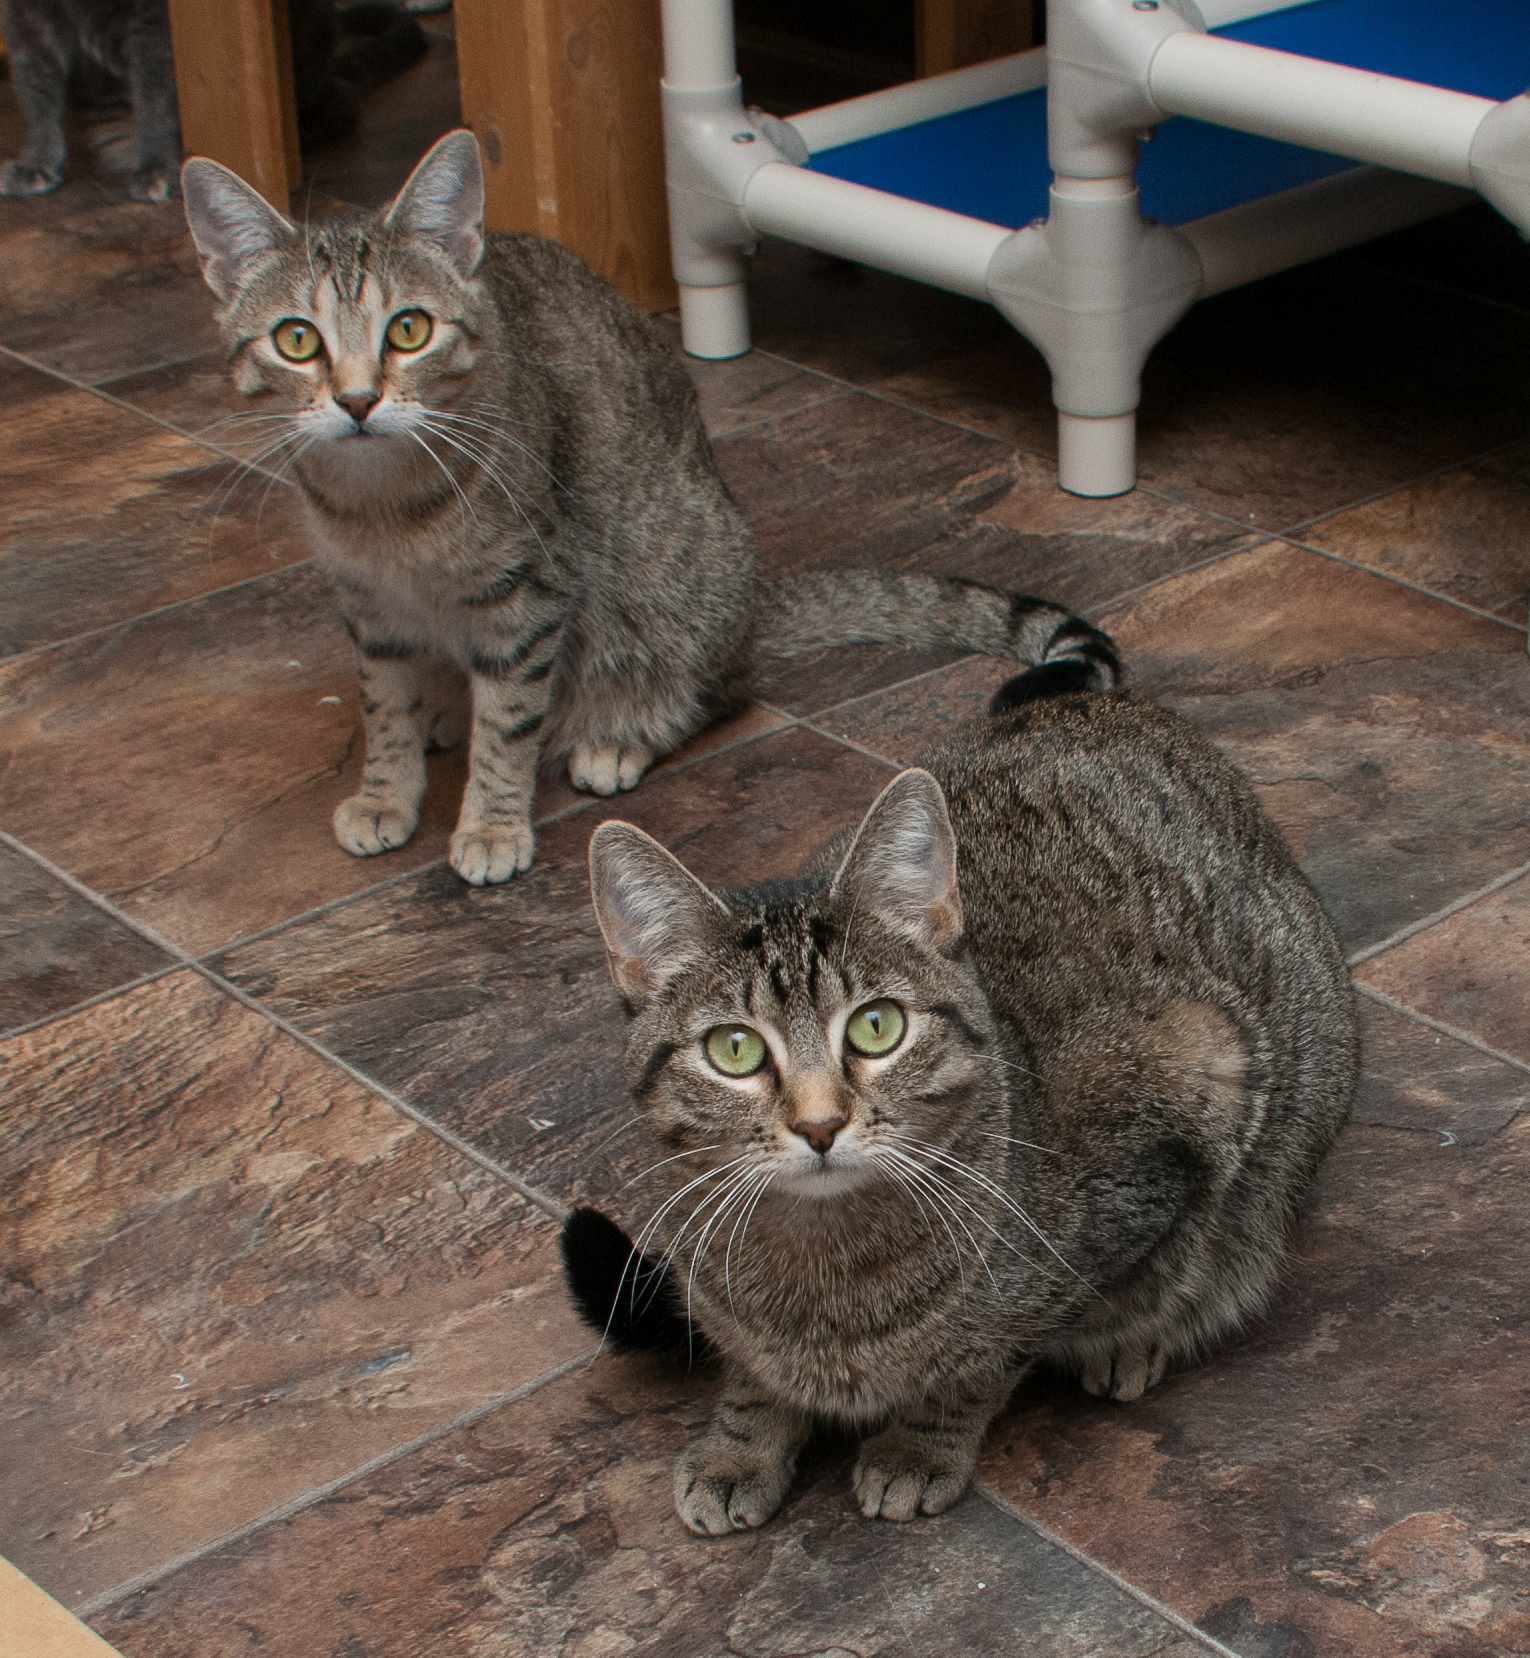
334,391,380,426
791,1116,847,1157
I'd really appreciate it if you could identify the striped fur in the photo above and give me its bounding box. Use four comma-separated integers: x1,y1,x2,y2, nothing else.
183,131,1117,885
585,684,1356,1533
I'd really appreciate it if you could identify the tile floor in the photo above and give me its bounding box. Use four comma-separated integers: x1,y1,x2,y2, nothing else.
4,27,1530,1658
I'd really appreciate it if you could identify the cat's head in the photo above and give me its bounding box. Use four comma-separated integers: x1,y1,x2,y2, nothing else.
589,770,1003,1206
180,131,490,501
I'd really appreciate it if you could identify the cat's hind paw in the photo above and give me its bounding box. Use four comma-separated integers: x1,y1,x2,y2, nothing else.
127,167,178,203
1,160,63,197
853,1426,975,1522
333,796,419,858
570,742,654,796
449,821,536,884
1079,1341,1169,1402
675,1448,796,1537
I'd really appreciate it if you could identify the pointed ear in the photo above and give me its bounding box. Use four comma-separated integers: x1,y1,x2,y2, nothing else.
830,769,963,954
589,822,731,1001
384,129,485,277
181,157,295,303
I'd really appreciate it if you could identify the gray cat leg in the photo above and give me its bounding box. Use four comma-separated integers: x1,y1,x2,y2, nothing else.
333,650,430,858
675,1369,812,1536
853,1374,1018,1522
1,28,70,196
450,652,558,885
123,11,183,202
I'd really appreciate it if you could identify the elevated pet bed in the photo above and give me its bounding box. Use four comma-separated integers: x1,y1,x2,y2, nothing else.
660,0,1530,496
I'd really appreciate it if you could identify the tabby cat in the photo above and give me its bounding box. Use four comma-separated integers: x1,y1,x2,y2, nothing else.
570,663,1356,1532
180,130,1119,884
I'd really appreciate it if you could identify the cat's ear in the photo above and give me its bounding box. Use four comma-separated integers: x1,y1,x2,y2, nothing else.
831,769,963,953
181,158,296,302
384,129,485,277
589,822,731,1000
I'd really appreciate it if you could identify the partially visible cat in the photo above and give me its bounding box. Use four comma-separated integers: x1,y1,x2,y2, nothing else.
568,661,1356,1532
0,0,424,200
180,129,1120,884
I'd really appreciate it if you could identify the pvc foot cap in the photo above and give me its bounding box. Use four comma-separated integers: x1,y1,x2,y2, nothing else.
1057,413,1135,497
679,283,750,360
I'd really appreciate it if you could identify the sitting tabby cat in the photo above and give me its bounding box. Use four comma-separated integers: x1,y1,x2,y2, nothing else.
568,661,1356,1532
180,130,1119,884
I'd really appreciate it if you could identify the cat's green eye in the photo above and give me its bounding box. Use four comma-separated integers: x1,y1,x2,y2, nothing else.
386,309,433,352
845,1000,906,1058
272,318,323,363
704,1025,767,1077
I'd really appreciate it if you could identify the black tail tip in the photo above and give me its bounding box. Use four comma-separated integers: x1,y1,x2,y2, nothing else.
990,659,1102,714
559,1205,703,1356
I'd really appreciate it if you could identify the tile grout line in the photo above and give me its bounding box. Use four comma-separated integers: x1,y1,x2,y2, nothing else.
1352,980,1530,1079
74,1349,597,1621
1347,858,1530,968
0,960,187,1046
0,558,319,672
0,828,571,1221
975,1484,1243,1658
1276,536,1528,636
0,342,296,478
799,719,906,774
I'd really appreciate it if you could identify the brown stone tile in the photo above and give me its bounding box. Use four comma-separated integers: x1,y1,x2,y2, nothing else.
1299,441,1530,622
92,355,272,458
0,842,174,1035
89,1352,1207,1658
0,195,220,384
0,970,587,1608
648,319,847,439
1133,260,1530,534
979,1112,1530,1658
0,383,310,658
0,565,467,954
1356,873,1530,1067
818,652,1016,760
1101,542,1530,952
215,726,896,1201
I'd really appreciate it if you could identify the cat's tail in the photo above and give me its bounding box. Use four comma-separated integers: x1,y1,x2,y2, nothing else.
753,572,1120,690
559,1206,706,1357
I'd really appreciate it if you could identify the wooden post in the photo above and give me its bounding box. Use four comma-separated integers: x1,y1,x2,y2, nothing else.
165,0,299,210
455,0,678,312
915,0,1035,78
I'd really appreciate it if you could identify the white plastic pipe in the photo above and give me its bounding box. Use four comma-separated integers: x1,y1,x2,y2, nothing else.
679,283,751,359
789,49,1047,155
741,164,1011,301
660,0,737,91
1183,165,1472,298
1149,33,1494,188
1058,414,1135,499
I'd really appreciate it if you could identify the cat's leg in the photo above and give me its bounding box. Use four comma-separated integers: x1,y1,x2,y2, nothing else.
675,1367,812,1536
449,654,557,885
1,23,70,196
333,645,430,858
1079,1341,1170,1403
122,11,183,202
853,1375,1017,1522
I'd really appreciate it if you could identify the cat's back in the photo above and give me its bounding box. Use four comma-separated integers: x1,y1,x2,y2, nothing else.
920,692,1349,1031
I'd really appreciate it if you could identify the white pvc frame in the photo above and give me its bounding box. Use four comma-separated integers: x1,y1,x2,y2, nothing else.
660,0,1530,497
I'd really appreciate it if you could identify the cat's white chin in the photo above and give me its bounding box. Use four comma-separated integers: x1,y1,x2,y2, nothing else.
772,1156,874,1201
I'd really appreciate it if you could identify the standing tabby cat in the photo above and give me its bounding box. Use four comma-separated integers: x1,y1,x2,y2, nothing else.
568,663,1356,1532
180,130,1119,884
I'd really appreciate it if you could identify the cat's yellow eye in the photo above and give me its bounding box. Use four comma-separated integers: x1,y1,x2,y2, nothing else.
704,1025,767,1078
272,318,323,363
845,1000,906,1058
386,309,433,352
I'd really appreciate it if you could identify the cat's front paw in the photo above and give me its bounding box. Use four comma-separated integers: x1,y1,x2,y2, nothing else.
333,796,419,857
570,742,654,796
853,1425,976,1522
127,167,178,203
1079,1341,1168,1402
0,160,63,197
675,1442,796,1537
450,821,535,884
